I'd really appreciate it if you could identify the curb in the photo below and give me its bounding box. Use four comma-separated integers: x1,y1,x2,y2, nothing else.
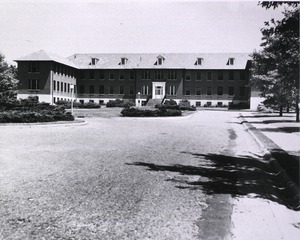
238,113,300,209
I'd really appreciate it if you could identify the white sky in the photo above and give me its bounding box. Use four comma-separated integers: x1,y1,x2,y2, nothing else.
0,0,286,65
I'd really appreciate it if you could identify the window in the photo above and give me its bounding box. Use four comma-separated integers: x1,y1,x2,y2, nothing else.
89,85,94,94
53,80,56,91
79,85,85,94
57,81,60,91
217,102,223,107
142,70,150,79
119,86,124,94
196,87,201,95
240,87,246,97
155,70,163,80
28,62,39,73
169,86,176,96
157,56,164,65
129,71,134,80
68,83,70,93
207,87,212,95
119,72,125,80
196,71,202,81
91,58,98,65
53,97,56,103
207,72,212,81
196,58,203,66
54,63,58,73
240,71,246,80
99,85,105,94
185,72,191,81
109,72,114,80
99,100,104,105
218,72,223,80
80,71,85,79
129,86,134,95
228,87,234,96
168,70,177,80
206,101,212,106
185,89,191,96
121,58,127,65
61,82,64,92
109,86,114,94
228,58,235,65
217,86,223,95
90,71,95,79
79,100,84,104
229,71,234,80
28,79,39,89
141,85,149,95
63,83,66,92
196,101,201,107
99,71,105,80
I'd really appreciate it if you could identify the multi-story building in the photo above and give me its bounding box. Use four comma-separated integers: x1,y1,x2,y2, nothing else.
15,50,252,108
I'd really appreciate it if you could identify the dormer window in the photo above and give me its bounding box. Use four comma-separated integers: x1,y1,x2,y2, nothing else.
156,55,165,65
91,58,99,65
120,57,128,65
196,58,203,66
228,58,235,65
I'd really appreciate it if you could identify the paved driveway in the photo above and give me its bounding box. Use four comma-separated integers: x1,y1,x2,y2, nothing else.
1,110,295,239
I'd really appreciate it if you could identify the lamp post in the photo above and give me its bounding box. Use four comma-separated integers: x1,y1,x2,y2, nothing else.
138,92,141,108
70,84,74,115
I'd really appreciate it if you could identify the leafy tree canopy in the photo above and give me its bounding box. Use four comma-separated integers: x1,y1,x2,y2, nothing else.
0,52,18,108
251,2,299,120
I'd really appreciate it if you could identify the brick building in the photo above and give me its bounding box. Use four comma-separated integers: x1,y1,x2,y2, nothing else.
15,50,251,108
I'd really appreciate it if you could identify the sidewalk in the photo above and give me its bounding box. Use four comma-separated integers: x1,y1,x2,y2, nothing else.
240,112,300,188
230,111,300,240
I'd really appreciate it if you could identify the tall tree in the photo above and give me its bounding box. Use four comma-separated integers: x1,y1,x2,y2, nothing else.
251,2,299,121
0,52,18,109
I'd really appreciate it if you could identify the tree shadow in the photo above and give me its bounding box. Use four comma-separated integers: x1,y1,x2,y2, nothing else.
269,148,300,186
126,152,300,210
257,127,300,133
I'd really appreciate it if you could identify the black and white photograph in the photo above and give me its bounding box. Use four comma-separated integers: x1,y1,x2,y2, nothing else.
0,0,299,239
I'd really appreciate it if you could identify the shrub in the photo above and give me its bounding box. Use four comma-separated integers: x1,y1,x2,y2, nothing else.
121,107,182,117
106,99,135,108
0,97,75,123
77,102,101,109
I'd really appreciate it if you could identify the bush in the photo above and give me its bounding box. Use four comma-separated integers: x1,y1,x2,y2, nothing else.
121,107,182,117
0,97,75,123
157,99,196,111
106,99,135,108
77,102,101,109
56,100,101,109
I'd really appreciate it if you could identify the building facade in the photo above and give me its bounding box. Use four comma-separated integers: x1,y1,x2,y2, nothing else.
16,50,252,108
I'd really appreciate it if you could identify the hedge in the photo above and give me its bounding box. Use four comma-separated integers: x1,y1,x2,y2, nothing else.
121,108,182,117
106,99,135,108
156,99,196,111
56,100,101,109
0,97,74,123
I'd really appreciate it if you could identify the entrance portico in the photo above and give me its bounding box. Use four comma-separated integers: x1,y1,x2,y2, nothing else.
152,82,166,99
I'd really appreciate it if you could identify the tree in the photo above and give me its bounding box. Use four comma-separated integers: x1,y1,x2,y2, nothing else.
0,52,18,109
251,2,299,121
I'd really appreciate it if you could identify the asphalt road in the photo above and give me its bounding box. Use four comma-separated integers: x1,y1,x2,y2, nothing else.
0,110,262,239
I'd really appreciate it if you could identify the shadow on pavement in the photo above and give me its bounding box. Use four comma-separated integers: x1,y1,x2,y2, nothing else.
127,152,300,211
269,148,300,186
257,127,300,133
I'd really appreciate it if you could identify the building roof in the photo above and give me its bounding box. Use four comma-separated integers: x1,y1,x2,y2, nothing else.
68,53,251,70
15,50,77,68
15,50,251,70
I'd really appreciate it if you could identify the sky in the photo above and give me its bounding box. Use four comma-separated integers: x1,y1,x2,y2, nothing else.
0,0,286,65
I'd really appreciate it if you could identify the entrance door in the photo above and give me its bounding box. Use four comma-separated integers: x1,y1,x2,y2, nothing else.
152,82,166,99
